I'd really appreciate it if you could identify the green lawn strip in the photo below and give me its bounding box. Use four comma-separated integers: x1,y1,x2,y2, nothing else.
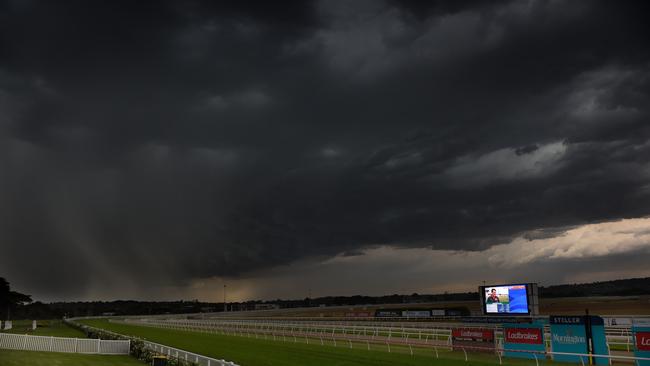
0,349,143,366
80,319,550,366
1,319,85,338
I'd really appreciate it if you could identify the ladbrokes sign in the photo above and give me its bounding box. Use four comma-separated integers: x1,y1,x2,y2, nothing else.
452,329,494,341
451,328,495,352
503,324,545,360
637,332,650,351
505,328,543,344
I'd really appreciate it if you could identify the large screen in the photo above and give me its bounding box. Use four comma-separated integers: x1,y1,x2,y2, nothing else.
483,284,530,314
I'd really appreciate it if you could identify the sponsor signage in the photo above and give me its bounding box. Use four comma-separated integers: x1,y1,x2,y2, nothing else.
445,309,463,316
451,328,495,352
460,316,533,324
344,312,371,317
431,309,445,316
604,317,633,327
550,315,585,324
550,316,588,364
634,327,650,366
503,324,545,360
402,310,430,318
375,310,401,317
590,317,608,365
550,315,608,365
505,327,543,344
637,332,650,351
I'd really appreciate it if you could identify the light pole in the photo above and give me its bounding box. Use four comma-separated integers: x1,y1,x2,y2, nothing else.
223,284,227,312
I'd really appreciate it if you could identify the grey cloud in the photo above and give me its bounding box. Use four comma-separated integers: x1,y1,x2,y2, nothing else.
1,0,650,300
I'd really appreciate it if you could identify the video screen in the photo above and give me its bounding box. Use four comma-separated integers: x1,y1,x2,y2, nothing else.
484,284,529,314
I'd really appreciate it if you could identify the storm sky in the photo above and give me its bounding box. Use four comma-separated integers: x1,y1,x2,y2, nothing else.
1,0,650,302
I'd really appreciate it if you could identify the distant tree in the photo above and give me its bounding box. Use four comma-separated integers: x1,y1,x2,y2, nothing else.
0,277,33,320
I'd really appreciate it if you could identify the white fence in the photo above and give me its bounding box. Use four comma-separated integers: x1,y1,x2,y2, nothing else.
143,339,238,366
68,319,239,366
115,317,650,364
0,333,130,355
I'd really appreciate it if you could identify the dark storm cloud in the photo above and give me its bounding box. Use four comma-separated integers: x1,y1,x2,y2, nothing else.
1,0,650,299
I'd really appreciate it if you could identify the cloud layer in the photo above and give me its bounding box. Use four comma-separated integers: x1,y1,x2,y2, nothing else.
1,0,649,300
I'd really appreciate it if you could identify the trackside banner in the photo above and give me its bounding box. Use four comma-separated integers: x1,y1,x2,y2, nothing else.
451,328,495,352
633,326,650,366
503,324,545,360
590,316,608,365
402,310,430,318
549,315,608,365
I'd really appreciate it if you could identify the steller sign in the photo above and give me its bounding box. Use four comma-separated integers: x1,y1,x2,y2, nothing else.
550,315,608,365
505,327,543,344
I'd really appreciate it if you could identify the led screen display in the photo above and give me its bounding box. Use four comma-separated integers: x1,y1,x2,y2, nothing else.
483,284,529,314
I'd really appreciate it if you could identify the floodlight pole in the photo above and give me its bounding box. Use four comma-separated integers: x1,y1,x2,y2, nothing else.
223,284,227,312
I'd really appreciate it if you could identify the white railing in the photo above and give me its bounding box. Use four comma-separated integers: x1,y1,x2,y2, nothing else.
143,339,238,366
69,319,239,366
115,317,650,364
123,317,642,354
0,333,129,355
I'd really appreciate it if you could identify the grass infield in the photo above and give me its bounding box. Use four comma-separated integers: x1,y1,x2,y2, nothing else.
80,319,553,366
0,319,85,338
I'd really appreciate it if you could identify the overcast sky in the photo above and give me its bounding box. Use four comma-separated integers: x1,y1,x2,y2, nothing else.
1,0,650,302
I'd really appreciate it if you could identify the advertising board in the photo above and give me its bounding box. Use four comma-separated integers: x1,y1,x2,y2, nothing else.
633,327,650,366
451,328,495,352
603,317,633,327
375,310,401,317
431,309,445,316
402,310,431,318
550,316,587,363
636,331,650,351
503,324,545,360
549,315,608,365
344,312,372,317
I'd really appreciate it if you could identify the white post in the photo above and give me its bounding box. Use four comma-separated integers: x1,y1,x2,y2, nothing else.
23,334,28,350
49,336,53,352
97,339,100,354
75,338,78,353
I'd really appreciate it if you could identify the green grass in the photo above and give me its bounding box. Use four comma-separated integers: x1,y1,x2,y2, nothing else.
1,320,85,338
0,349,143,366
80,319,551,366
